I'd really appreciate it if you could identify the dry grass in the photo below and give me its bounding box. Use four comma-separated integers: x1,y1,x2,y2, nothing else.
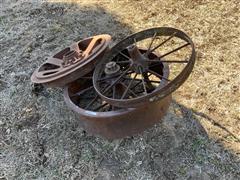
0,0,239,179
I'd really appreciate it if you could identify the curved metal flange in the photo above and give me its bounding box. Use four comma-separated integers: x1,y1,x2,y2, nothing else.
63,76,171,139
31,34,112,87
93,27,196,108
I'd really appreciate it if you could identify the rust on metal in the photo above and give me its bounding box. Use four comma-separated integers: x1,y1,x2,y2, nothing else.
31,34,111,87
104,61,121,75
63,46,172,139
93,27,196,108
31,27,196,139
63,74,171,139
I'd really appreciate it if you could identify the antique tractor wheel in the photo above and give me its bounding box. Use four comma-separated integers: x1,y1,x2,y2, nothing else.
93,27,195,108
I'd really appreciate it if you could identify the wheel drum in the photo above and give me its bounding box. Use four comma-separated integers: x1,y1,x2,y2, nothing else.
63,80,171,139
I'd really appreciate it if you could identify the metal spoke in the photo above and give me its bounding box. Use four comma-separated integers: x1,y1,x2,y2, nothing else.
97,73,121,82
120,82,137,97
134,89,145,94
145,79,160,84
125,70,134,76
146,59,189,63
85,95,99,110
119,52,131,60
121,73,138,99
148,69,170,82
139,67,147,95
149,32,177,53
159,42,190,59
111,85,116,110
130,80,142,91
115,55,120,62
97,69,134,82
72,86,94,97
145,32,157,56
148,63,160,68
134,38,137,46
93,103,108,111
123,77,160,84
123,77,142,82
143,72,155,90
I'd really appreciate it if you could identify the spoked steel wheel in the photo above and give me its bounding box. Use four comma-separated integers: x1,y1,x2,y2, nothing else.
93,27,196,108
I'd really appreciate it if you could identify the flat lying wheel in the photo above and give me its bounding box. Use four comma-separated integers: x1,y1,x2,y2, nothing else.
93,27,195,108
31,34,111,87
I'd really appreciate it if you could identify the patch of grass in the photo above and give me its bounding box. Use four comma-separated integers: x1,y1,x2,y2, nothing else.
0,16,5,25
50,24,63,33
81,149,94,162
195,154,205,164
225,135,240,143
178,166,187,176
191,137,207,152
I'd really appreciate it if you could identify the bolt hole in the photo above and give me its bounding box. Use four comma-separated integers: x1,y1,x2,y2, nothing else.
64,50,75,58
39,63,60,72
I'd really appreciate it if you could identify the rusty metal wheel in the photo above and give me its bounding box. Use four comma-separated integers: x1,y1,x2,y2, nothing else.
31,34,111,87
93,27,195,108
64,73,172,139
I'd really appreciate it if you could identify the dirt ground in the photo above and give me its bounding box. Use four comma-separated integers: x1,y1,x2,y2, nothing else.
0,0,239,179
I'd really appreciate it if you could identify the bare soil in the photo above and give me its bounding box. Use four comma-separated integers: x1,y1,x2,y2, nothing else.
0,0,239,179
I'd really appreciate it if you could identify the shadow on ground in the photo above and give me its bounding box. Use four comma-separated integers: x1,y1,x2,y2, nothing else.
0,1,239,180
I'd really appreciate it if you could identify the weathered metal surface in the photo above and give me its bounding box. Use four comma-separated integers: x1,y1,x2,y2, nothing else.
31,27,195,139
93,27,196,108
63,76,171,139
31,34,111,87
63,47,171,139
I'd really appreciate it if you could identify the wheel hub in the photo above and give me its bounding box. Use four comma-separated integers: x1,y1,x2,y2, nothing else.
104,61,121,75
127,45,148,73
62,50,84,67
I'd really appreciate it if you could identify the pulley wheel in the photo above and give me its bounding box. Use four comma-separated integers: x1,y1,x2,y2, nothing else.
31,34,111,87
93,27,195,108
